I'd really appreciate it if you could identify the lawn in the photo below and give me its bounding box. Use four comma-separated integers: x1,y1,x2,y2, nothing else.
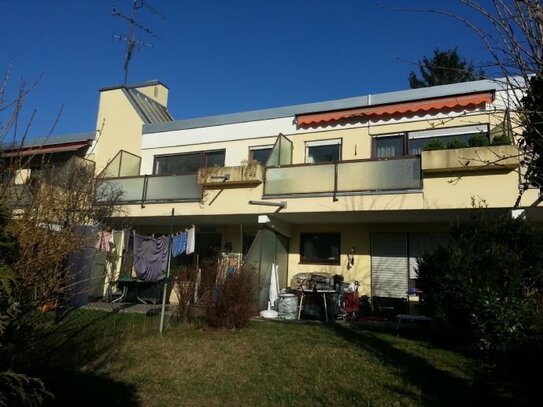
39,310,529,406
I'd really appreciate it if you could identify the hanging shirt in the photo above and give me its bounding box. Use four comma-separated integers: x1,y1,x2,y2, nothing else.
133,234,169,282
186,226,196,255
95,231,112,252
171,232,187,257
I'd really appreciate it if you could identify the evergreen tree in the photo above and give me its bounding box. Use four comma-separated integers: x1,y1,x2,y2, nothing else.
409,47,485,88
520,74,543,191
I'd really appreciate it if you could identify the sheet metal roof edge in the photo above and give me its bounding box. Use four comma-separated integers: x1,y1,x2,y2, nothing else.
123,88,150,124
1,132,96,150
143,78,509,134
143,95,368,134
99,80,168,93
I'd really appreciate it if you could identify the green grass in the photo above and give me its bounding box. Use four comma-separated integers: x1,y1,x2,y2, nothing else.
37,311,530,406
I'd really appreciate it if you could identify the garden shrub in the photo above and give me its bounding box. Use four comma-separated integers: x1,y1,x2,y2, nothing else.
423,139,445,151
468,134,490,147
491,133,512,146
417,214,543,358
172,266,200,322
0,207,53,406
446,138,467,149
204,265,256,329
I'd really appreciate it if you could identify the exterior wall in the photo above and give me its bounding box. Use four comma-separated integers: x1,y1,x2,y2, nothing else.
142,117,297,150
93,89,145,173
136,83,169,106
141,136,278,174
121,90,524,222
423,170,519,209
286,223,449,297
142,110,496,166
141,107,501,170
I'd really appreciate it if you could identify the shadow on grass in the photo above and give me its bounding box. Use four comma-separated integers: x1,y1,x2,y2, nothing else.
46,371,139,407
23,310,143,406
329,323,520,406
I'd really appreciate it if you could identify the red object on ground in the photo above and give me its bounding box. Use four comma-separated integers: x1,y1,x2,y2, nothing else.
344,291,360,314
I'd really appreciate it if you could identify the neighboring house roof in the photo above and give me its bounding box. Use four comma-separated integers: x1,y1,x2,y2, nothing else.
143,78,507,134
1,132,95,157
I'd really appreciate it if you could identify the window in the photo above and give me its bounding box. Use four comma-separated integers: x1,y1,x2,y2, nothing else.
306,139,341,163
300,232,340,264
372,125,489,158
249,146,273,165
153,150,225,175
408,125,488,154
375,135,404,158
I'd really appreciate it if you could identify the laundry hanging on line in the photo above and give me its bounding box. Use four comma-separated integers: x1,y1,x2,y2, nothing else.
133,234,169,282
171,232,187,257
186,226,196,255
96,230,112,253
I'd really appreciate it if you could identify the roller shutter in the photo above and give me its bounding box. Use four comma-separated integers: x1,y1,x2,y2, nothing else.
371,233,408,298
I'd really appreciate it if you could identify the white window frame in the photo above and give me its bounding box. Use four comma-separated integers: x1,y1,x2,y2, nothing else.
249,145,274,165
305,138,342,164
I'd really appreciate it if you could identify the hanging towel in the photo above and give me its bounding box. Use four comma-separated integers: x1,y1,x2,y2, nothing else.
133,234,169,282
123,228,131,253
171,232,187,257
269,264,279,309
186,226,196,255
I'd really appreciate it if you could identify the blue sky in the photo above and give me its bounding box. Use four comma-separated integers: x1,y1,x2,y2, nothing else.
1,0,496,139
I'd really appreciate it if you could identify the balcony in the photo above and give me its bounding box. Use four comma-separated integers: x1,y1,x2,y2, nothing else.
197,163,264,188
421,145,519,173
263,156,422,197
97,174,202,205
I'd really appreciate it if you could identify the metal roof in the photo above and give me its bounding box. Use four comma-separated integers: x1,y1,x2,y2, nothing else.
143,78,508,134
2,142,92,157
99,80,168,92
1,132,95,151
125,88,173,124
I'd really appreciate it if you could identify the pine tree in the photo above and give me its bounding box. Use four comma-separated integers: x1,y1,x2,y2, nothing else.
409,47,485,88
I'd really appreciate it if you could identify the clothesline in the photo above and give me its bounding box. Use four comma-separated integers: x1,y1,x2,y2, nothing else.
96,227,197,254
171,225,195,257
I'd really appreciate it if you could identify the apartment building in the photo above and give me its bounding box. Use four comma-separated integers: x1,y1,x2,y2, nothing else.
95,78,535,309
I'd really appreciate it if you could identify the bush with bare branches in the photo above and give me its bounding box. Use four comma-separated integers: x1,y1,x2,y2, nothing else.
0,66,122,405
204,263,256,330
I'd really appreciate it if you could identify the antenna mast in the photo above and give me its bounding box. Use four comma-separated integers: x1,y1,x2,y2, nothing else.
112,0,163,84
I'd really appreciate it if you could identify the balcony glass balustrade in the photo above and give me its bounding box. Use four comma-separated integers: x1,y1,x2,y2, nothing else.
264,156,422,197
97,174,201,204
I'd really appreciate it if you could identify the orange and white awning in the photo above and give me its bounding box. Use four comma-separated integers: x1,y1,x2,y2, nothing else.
296,92,494,126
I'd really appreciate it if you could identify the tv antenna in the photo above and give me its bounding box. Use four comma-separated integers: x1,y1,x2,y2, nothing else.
112,0,164,84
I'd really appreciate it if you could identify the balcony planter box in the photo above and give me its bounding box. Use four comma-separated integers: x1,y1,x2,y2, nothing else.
198,163,264,187
421,145,519,173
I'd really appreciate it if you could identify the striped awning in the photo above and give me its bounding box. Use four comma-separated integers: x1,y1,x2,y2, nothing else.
296,92,494,126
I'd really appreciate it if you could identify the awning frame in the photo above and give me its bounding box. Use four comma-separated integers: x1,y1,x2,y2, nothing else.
296,92,494,127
